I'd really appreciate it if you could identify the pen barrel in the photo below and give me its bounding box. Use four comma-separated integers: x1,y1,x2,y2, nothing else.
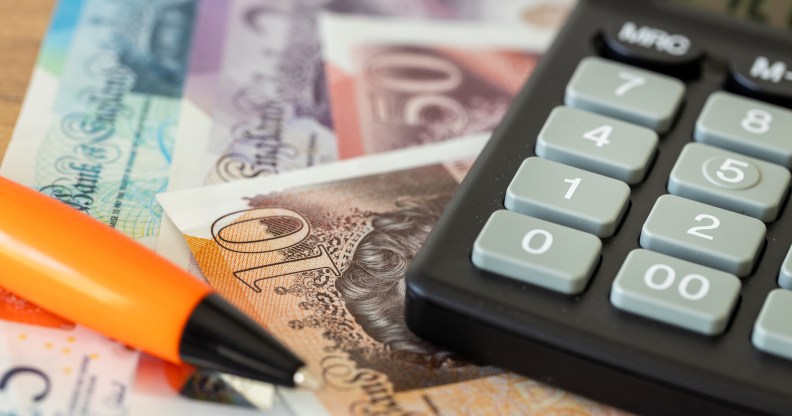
0,176,212,363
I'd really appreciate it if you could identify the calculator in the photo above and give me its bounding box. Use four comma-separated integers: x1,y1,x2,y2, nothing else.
405,1,792,415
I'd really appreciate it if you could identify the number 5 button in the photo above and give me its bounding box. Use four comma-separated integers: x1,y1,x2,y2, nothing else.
641,195,765,276
611,249,741,335
669,143,790,222
472,210,601,294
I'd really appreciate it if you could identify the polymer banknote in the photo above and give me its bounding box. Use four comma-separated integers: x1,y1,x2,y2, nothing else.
319,12,550,158
157,137,629,416
0,0,196,413
166,0,572,193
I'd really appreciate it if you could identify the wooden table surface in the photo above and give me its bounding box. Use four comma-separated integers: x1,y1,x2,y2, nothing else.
0,0,55,159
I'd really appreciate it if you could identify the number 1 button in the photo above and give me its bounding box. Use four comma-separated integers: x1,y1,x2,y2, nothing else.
506,158,630,237
472,210,601,294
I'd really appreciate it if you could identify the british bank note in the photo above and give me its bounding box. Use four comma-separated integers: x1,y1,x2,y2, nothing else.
0,0,196,413
157,137,629,416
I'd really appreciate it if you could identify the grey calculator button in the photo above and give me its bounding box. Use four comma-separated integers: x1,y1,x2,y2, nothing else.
753,289,792,360
565,56,685,133
536,106,658,184
669,143,790,222
505,157,629,237
696,92,792,168
611,249,741,335
641,195,765,277
472,210,601,294
779,247,792,290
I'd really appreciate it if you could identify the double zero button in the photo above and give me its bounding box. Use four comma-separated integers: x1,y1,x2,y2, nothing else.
612,249,740,335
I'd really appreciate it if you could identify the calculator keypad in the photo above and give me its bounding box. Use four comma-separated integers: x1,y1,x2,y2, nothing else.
565,56,685,133
472,210,601,295
640,195,765,277
695,92,792,168
536,106,658,184
752,289,792,360
669,142,790,222
472,54,792,344
611,249,741,335
505,157,630,237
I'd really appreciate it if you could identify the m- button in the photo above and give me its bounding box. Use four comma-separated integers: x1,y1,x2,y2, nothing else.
603,21,702,77
731,55,792,107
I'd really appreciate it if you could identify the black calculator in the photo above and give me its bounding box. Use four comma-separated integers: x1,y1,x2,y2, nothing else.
406,1,792,415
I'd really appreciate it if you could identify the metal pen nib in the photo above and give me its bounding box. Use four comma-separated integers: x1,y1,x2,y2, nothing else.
293,367,322,390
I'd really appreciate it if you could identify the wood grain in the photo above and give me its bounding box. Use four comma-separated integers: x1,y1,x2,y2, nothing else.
0,0,56,159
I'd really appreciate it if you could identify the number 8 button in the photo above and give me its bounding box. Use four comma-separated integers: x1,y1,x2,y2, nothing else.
696,92,792,168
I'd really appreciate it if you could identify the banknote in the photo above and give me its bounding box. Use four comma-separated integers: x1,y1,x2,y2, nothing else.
325,0,575,27
0,0,197,413
0,319,138,415
166,0,338,192
1,0,197,248
166,0,571,192
157,136,629,416
319,12,553,158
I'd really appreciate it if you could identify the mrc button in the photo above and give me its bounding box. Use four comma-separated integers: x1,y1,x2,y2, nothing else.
603,21,701,76
731,55,792,107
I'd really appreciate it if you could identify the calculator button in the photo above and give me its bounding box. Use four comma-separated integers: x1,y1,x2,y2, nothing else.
731,55,792,107
536,106,658,184
472,210,601,295
505,157,629,237
695,92,792,168
602,21,701,75
565,56,685,133
753,289,792,360
641,195,765,277
668,143,790,222
778,247,792,290
611,249,741,335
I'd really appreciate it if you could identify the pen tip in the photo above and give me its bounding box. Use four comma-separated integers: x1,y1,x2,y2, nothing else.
293,367,322,391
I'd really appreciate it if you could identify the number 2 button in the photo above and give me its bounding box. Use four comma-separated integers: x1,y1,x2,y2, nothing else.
641,195,765,276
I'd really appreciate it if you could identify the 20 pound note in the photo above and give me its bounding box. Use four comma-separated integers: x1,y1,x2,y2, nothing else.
157,136,628,416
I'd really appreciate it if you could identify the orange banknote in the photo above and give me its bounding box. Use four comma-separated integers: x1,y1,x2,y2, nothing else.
158,138,631,415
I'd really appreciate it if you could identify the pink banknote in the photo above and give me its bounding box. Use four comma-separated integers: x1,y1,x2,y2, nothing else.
329,45,537,158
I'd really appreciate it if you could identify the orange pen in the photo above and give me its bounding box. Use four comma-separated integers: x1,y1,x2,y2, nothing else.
0,176,319,389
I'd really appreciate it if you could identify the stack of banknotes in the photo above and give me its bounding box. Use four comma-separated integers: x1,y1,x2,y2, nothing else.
0,0,632,414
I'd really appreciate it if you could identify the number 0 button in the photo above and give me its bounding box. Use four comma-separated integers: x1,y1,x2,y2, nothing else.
611,249,741,335
472,210,601,294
